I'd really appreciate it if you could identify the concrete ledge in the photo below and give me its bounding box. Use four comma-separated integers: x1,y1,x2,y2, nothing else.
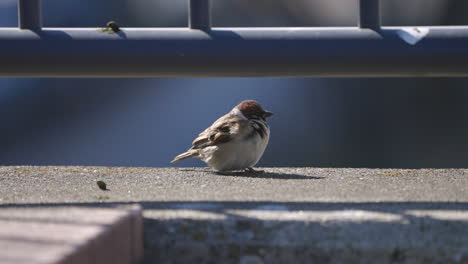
143,202,468,263
0,205,143,264
1,166,468,263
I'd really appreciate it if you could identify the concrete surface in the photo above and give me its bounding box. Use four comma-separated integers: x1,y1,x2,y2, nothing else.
1,166,468,263
0,205,143,264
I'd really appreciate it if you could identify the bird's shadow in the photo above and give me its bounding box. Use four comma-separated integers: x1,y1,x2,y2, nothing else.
177,168,323,180
215,170,323,180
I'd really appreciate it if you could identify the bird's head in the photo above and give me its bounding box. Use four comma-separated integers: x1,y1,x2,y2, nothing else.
235,100,273,120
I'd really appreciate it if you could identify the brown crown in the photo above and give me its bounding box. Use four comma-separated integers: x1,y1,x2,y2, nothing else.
235,100,266,118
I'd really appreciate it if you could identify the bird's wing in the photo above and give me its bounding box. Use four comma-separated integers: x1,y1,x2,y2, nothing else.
191,114,247,149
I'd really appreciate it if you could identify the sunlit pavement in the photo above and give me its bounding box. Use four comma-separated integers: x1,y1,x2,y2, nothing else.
1,166,467,263
0,205,142,264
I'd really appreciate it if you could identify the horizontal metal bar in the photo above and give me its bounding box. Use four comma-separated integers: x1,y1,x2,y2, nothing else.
359,0,380,29
189,0,211,30
18,0,42,30
1,27,468,77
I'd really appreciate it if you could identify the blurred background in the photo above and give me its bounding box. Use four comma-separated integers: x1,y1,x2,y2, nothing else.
1,0,468,168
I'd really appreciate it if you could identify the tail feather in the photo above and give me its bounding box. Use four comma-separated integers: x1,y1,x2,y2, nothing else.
171,150,198,163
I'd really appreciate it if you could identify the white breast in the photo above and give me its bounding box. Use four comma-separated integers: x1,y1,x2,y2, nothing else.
200,125,270,172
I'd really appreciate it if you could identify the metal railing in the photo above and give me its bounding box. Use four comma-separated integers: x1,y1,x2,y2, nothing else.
18,0,42,30
359,0,380,30
2,0,468,77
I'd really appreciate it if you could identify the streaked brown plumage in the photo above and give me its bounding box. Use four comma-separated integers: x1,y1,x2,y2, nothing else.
171,100,273,172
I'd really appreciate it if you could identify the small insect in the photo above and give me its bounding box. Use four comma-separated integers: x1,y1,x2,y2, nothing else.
98,21,120,34
106,21,120,32
96,180,107,190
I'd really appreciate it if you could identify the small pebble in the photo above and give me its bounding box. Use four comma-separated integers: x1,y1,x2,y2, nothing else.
96,180,107,190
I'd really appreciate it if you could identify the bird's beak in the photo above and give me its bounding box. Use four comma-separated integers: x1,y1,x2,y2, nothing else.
264,111,273,118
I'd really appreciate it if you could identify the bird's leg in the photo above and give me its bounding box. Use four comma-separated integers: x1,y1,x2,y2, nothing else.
245,167,264,173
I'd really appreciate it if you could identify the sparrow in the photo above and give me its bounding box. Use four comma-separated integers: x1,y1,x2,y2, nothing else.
171,100,273,172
